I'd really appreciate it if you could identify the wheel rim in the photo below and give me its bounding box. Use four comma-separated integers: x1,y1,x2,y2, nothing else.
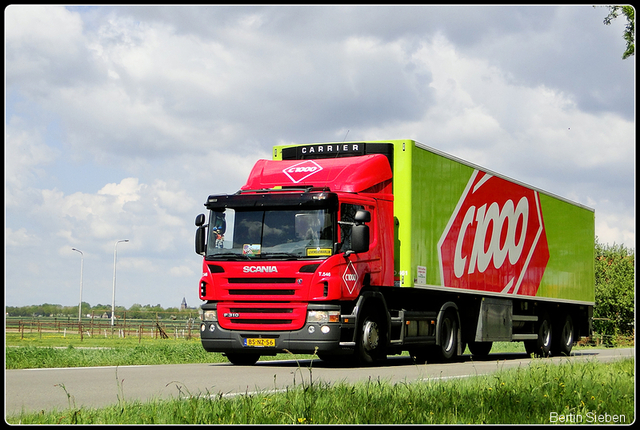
362,320,379,351
541,321,551,348
442,318,455,353
562,320,574,347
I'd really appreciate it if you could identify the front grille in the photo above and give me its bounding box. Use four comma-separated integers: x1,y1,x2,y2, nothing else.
228,278,296,284
229,319,292,325
217,302,307,331
221,276,303,300
229,289,295,296
229,308,293,314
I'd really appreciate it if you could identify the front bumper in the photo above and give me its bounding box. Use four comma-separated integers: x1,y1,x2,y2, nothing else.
199,303,346,355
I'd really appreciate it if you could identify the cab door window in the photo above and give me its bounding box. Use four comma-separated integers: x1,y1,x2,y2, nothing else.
339,203,365,252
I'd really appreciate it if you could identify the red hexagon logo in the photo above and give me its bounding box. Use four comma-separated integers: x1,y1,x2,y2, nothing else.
437,170,549,296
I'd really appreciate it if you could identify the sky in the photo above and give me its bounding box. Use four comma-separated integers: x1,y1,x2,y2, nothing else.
4,5,635,310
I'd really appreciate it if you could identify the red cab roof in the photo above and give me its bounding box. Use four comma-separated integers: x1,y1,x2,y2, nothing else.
241,154,392,193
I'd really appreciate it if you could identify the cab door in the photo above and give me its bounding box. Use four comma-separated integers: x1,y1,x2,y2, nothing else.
337,198,381,298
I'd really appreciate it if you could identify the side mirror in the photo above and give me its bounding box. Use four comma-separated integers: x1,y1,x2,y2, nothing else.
195,214,206,255
349,210,371,254
195,213,206,227
354,210,371,224
351,224,370,254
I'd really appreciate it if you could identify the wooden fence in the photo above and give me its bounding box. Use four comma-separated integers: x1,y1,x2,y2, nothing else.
5,313,201,341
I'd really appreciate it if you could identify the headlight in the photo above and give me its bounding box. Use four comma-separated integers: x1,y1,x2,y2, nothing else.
203,310,217,321
307,310,340,324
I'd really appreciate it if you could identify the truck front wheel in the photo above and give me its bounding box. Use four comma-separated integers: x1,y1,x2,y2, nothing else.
355,308,387,365
468,341,493,358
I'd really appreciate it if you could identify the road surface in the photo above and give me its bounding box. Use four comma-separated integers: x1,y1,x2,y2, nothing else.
5,348,633,416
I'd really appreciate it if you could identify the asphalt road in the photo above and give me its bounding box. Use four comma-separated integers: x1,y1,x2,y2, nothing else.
5,348,634,416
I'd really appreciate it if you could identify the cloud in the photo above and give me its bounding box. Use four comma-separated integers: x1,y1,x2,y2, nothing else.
4,5,634,309
4,117,58,207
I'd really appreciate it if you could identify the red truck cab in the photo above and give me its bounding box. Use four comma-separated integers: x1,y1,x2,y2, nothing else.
196,152,394,365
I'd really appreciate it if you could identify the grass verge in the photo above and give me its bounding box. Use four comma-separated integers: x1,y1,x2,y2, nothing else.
6,357,634,424
4,332,615,369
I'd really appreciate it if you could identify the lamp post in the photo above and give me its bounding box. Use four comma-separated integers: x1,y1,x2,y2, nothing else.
71,248,84,323
111,239,129,326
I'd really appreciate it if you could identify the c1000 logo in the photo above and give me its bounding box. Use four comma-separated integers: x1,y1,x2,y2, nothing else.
438,171,549,296
282,160,324,183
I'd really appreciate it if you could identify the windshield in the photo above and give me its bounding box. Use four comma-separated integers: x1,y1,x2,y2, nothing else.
206,208,335,259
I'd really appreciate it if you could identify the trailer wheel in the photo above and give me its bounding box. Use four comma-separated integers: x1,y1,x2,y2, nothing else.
225,353,260,365
435,310,459,362
525,315,552,357
551,315,574,356
355,307,387,365
468,341,493,358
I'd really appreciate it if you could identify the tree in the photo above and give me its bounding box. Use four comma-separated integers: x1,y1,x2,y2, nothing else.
593,238,635,339
602,5,635,59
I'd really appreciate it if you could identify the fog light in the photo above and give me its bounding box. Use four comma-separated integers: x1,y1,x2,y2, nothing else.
321,325,330,334
308,326,315,334
209,324,216,332
200,324,206,332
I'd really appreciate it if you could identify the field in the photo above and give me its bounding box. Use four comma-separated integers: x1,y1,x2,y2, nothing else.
5,322,635,424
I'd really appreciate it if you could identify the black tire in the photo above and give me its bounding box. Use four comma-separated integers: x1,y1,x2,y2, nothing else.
468,341,493,358
355,306,387,365
225,353,260,365
551,315,574,356
434,310,459,362
525,314,552,357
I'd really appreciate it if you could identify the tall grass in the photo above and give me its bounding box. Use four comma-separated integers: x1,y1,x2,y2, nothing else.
7,358,634,424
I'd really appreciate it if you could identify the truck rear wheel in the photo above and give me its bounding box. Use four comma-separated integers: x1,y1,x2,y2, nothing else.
551,315,574,356
225,353,260,365
525,314,552,357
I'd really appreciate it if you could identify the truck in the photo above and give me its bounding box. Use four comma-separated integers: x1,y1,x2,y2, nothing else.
194,139,594,365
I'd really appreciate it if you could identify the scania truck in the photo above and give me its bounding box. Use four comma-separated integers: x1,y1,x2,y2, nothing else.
195,140,594,365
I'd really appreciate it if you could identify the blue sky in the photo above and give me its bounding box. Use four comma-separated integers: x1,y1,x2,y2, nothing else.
5,5,635,309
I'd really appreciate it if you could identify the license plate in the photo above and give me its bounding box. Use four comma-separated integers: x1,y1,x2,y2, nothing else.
244,338,275,347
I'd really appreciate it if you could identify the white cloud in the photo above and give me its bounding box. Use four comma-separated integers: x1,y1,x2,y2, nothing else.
5,228,40,248
98,177,143,205
4,117,58,207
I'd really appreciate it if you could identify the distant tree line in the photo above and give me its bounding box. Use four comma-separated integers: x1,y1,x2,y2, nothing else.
5,302,197,320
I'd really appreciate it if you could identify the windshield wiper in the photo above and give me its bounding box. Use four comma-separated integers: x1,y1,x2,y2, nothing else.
208,252,252,260
260,252,300,260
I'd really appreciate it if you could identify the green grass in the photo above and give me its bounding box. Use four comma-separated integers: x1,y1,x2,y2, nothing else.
2,331,597,369
5,335,305,369
6,358,634,424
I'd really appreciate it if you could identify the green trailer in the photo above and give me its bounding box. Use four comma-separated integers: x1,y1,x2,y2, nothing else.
197,139,594,365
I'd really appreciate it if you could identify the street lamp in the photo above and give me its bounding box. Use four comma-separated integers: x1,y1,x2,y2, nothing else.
111,239,129,326
71,248,84,323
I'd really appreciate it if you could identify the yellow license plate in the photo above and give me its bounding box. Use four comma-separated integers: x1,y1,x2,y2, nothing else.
244,338,275,347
